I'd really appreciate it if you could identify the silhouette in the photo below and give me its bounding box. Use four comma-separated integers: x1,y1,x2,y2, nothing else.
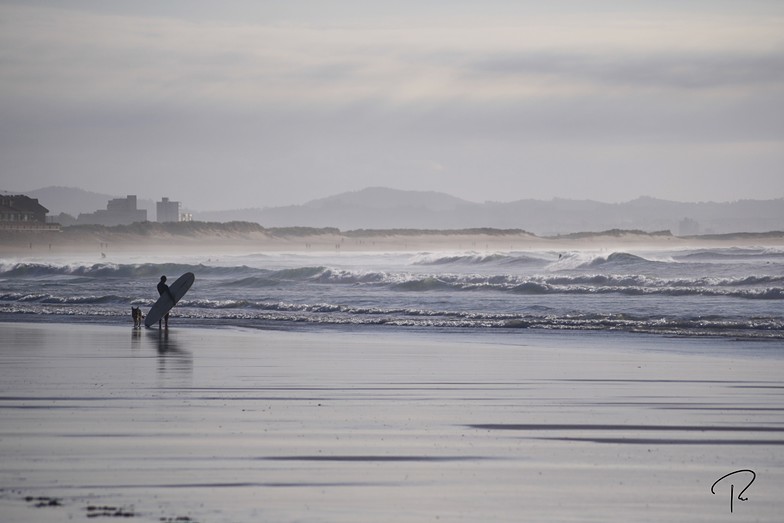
156,275,175,329
131,306,143,328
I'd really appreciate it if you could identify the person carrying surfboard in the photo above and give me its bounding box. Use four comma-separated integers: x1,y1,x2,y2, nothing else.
157,275,176,328
145,272,194,329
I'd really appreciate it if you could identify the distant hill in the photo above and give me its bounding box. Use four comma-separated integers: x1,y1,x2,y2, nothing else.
195,188,784,235
197,188,480,230
305,187,470,211
15,186,784,235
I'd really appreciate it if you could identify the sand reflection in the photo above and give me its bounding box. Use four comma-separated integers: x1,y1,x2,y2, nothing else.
130,327,142,349
145,329,192,384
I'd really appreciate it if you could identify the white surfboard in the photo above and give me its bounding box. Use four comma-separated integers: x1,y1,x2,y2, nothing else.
144,272,195,328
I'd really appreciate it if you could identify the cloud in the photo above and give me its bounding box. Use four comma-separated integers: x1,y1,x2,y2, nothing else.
1,2,783,208
470,50,784,91
3,3,783,106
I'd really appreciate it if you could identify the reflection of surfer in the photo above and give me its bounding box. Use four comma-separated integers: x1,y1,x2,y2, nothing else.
157,275,175,329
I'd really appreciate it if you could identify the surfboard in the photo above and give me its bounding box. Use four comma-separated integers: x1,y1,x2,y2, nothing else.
144,272,195,328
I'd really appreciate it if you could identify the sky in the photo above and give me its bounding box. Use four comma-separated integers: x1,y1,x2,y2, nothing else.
1,0,783,211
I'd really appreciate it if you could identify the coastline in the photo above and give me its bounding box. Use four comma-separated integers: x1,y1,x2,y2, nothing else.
2,224,784,256
1,322,783,522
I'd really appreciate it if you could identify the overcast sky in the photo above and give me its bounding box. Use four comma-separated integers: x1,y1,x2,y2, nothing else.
2,1,783,211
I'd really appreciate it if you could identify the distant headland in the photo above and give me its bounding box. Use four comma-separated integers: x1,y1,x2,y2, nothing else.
2,220,783,255
6,186,784,238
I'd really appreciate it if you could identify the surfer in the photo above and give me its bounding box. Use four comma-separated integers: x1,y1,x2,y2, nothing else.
157,275,175,328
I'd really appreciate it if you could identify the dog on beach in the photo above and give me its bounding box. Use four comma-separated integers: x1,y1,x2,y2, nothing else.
131,306,144,328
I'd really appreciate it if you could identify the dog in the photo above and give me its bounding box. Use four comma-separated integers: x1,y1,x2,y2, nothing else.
131,306,144,328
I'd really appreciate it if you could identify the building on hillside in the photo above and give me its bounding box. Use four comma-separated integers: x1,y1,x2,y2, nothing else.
0,194,60,231
77,195,147,226
157,197,181,223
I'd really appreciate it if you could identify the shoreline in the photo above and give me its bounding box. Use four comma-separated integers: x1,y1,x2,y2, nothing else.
2,322,783,522
3,312,784,342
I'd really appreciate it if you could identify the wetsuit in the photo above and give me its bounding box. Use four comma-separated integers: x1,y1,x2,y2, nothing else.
157,280,175,326
157,280,175,301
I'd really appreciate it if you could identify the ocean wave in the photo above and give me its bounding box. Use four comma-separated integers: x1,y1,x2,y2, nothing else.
0,262,253,279
716,275,784,286
203,264,784,293
313,269,389,284
506,284,783,299
393,277,454,291
3,305,781,338
180,299,441,316
270,266,327,280
403,272,782,297
2,275,781,304
579,252,659,268
224,276,280,288
675,248,784,261
542,251,661,271
411,252,538,266
224,268,390,286
0,292,141,305
532,273,784,288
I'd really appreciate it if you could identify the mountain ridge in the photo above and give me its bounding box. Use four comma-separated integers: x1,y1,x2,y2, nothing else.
11,186,784,235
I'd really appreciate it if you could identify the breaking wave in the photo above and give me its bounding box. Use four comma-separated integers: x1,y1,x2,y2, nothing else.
0,262,253,279
411,252,543,266
2,246,782,339
2,302,781,339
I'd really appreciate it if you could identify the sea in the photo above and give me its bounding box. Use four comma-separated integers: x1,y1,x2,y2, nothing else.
1,246,782,339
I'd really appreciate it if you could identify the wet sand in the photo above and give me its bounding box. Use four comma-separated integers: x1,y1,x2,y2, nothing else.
1,322,783,522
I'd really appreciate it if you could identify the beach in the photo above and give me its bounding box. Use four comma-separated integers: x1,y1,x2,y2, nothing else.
1,322,782,522
3,224,784,258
